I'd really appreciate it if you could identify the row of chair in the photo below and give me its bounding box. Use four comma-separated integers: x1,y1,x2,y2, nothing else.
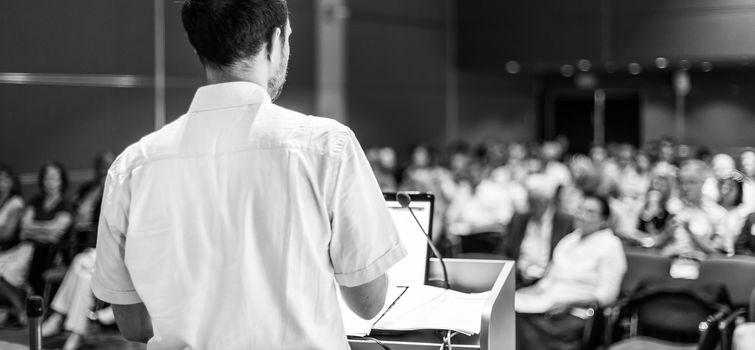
590,251,755,350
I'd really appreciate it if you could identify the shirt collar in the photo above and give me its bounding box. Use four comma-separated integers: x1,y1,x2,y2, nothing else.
188,81,272,112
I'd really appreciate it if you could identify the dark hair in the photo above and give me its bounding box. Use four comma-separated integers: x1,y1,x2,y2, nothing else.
181,0,289,69
38,161,69,194
0,165,22,199
583,191,611,219
720,172,745,206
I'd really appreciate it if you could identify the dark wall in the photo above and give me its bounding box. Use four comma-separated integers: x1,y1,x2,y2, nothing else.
4,0,755,179
458,67,755,154
0,0,155,176
346,0,449,156
457,72,537,144
456,0,755,153
0,0,316,179
459,0,755,69
459,0,603,69
0,1,153,74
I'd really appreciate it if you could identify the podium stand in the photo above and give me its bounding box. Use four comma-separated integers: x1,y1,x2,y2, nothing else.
349,258,515,350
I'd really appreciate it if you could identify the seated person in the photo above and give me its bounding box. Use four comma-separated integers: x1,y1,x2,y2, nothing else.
717,171,750,254
21,162,74,295
499,174,574,287
71,151,113,254
515,192,627,350
735,212,755,256
41,249,115,350
630,174,673,248
660,160,727,262
41,153,115,350
0,166,27,324
446,160,514,255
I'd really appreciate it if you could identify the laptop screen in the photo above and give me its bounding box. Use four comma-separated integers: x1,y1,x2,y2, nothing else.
383,192,434,287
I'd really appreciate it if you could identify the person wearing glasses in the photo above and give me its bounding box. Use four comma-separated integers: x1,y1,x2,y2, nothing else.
515,192,626,350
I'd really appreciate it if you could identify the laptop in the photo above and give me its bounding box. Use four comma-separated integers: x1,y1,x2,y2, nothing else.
382,192,435,287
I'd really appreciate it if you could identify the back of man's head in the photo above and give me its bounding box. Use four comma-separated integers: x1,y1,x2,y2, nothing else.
181,0,289,69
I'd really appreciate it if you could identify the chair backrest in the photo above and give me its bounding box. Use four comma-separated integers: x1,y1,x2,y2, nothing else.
634,290,722,343
698,256,755,309
621,250,672,297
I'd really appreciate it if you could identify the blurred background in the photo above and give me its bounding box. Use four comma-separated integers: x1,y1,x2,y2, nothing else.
3,0,755,187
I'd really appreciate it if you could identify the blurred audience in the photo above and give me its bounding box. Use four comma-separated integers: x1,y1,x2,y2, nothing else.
366,137,755,269
71,151,114,254
717,171,749,253
660,160,727,262
735,212,755,256
399,145,453,246
740,148,755,212
514,192,626,350
499,174,574,287
0,134,752,349
40,152,115,349
445,159,514,254
21,162,74,296
0,166,26,324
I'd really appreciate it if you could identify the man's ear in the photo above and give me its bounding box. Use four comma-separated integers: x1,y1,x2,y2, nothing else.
266,27,283,61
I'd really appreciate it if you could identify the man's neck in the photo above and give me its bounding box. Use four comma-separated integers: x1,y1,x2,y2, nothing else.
205,60,268,88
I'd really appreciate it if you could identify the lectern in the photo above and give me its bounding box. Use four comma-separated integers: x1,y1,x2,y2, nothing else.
349,258,516,350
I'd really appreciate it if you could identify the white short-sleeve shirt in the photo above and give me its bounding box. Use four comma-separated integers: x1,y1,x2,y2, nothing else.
92,82,407,350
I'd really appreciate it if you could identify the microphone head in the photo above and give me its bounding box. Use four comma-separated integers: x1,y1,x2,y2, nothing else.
26,296,44,318
396,192,412,208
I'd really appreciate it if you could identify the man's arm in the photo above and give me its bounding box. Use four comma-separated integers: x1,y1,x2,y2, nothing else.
112,303,153,343
593,240,627,306
339,273,388,319
92,167,147,342
328,129,406,316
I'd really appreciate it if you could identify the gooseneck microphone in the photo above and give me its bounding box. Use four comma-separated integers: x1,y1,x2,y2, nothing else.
396,192,450,289
27,295,44,350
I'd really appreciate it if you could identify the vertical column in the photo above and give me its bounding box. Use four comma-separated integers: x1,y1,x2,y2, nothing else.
154,0,166,130
445,0,459,143
673,70,690,142
316,0,348,123
593,89,606,146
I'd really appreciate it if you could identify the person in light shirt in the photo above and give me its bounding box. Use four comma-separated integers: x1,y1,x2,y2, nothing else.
660,160,727,261
91,1,406,349
515,192,626,350
740,149,755,212
499,174,574,287
445,160,515,254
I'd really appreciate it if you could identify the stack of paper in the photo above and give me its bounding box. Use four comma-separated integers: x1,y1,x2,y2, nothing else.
372,285,490,335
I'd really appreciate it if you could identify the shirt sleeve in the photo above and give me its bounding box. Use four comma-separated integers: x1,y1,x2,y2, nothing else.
594,237,627,306
91,169,142,305
328,131,407,287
